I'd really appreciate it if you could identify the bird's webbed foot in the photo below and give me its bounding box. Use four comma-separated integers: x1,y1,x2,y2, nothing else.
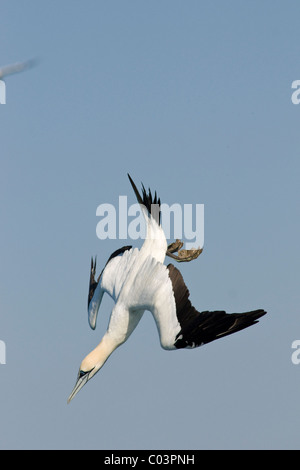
166,239,203,262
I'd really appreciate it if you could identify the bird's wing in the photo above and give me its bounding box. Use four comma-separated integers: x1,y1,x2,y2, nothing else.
0,59,36,79
166,264,267,349
140,259,266,350
87,256,105,330
88,246,134,330
127,174,167,264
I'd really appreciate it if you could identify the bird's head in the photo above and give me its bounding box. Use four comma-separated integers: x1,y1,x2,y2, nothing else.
67,352,102,404
67,336,114,404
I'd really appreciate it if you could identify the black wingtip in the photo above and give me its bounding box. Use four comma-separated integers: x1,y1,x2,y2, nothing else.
91,255,96,273
128,174,161,224
128,173,144,206
250,309,267,320
88,256,99,307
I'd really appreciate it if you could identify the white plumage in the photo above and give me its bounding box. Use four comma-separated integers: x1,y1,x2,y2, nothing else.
67,174,266,403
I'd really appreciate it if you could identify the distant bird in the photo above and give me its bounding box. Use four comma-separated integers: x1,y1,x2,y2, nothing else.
0,59,37,80
67,174,266,403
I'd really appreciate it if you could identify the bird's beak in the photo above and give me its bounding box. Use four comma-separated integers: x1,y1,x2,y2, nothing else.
67,369,94,404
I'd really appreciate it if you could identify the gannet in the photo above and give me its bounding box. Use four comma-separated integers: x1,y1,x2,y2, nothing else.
67,175,266,403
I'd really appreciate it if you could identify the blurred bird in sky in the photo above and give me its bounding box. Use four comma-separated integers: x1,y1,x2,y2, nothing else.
0,58,37,80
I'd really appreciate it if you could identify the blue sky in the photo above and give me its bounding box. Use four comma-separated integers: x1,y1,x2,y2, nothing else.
0,0,300,449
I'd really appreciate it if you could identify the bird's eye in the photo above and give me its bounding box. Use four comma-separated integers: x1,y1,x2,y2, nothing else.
78,367,95,379
79,370,88,378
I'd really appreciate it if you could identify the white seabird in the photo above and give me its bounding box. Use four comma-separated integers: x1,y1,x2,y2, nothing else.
67,174,266,403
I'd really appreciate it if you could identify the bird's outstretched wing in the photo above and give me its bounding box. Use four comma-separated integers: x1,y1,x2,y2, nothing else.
123,256,266,350
87,246,132,329
167,264,267,349
87,256,105,330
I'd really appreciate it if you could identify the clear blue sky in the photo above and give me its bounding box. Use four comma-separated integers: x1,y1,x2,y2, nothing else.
1,0,299,449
